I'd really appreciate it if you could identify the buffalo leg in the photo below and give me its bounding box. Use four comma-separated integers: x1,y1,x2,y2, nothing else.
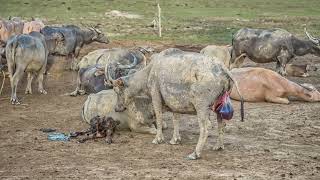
105,130,114,144
10,67,25,104
170,113,181,145
265,95,289,104
213,115,226,150
186,105,210,160
151,86,165,144
276,61,281,74
78,133,97,143
37,73,47,94
277,49,290,76
25,72,34,94
69,71,82,96
130,125,157,134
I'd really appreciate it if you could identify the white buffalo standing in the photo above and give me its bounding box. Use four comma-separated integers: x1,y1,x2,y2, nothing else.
109,48,244,160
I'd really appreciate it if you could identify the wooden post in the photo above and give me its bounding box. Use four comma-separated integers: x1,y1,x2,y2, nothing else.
157,3,162,37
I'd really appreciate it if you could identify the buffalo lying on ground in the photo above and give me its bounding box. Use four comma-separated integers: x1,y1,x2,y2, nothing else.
75,47,152,70
108,48,244,160
69,64,107,96
231,28,320,75
230,67,320,103
6,32,48,104
285,64,317,77
69,47,149,96
81,90,159,134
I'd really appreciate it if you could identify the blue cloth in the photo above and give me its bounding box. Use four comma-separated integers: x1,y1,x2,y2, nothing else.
47,132,70,141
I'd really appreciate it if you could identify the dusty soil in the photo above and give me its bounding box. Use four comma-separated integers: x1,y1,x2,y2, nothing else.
0,42,320,179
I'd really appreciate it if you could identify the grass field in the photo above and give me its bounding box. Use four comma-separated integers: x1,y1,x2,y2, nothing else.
1,0,320,44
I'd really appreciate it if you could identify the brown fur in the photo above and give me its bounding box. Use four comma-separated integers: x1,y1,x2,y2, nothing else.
23,20,45,34
230,67,320,103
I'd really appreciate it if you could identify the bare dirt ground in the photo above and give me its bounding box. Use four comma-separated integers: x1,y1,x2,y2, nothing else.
0,42,320,179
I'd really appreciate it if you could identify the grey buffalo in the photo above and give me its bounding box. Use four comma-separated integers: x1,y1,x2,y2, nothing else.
6,32,48,104
231,28,320,75
41,25,109,60
69,47,148,96
69,64,107,96
108,48,244,160
75,47,152,70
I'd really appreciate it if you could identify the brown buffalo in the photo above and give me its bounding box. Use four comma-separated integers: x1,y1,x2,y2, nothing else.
0,19,24,43
23,20,45,34
230,67,320,104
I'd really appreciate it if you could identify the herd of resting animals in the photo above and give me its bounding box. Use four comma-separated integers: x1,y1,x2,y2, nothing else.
1,17,320,160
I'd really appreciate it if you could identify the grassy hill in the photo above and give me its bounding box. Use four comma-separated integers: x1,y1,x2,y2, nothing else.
1,0,319,44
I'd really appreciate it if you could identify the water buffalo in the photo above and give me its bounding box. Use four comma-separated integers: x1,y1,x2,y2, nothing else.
200,45,232,68
232,28,320,75
23,19,45,34
69,64,108,96
230,67,320,103
0,19,24,43
75,47,152,71
69,47,148,96
40,25,109,60
81,90,158,134
71,115,120,144
108,48,244,160
6,32,48,104
200,45,248,69
285,64,318,77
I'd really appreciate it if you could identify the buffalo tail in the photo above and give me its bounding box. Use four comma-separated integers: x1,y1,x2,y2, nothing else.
224,68,244,122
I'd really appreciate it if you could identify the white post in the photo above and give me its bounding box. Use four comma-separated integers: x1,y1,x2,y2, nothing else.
157,3,162,37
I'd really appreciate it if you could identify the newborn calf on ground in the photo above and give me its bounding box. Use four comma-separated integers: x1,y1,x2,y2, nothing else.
71,115,120,144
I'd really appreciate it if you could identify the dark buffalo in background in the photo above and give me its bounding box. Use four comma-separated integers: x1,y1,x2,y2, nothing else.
231,28,320,75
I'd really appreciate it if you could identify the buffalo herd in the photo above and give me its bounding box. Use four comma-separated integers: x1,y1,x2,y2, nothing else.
1,16,320,160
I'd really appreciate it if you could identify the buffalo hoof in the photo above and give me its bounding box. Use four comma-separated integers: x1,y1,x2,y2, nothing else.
10,98,20,105
39,89,47,94
185,152,200,160
302,73,309,78
162,121,168,130
25,91,32,94
79,90,86,95
69,91,78,97
25,89,32,94
213,143,224,151
169,137,181,145
106,139,112,144
152,134,165,144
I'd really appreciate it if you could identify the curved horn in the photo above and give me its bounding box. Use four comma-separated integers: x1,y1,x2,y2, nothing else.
95,53,105,65
305,28,319,45
106,63,116,84
105,54,114,86
117,53,138,69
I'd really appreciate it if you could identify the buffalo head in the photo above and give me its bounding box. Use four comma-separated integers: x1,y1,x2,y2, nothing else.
106,63,134,112
88,27,109,44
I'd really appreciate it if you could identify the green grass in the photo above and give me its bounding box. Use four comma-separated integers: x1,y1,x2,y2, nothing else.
1,0,320,44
